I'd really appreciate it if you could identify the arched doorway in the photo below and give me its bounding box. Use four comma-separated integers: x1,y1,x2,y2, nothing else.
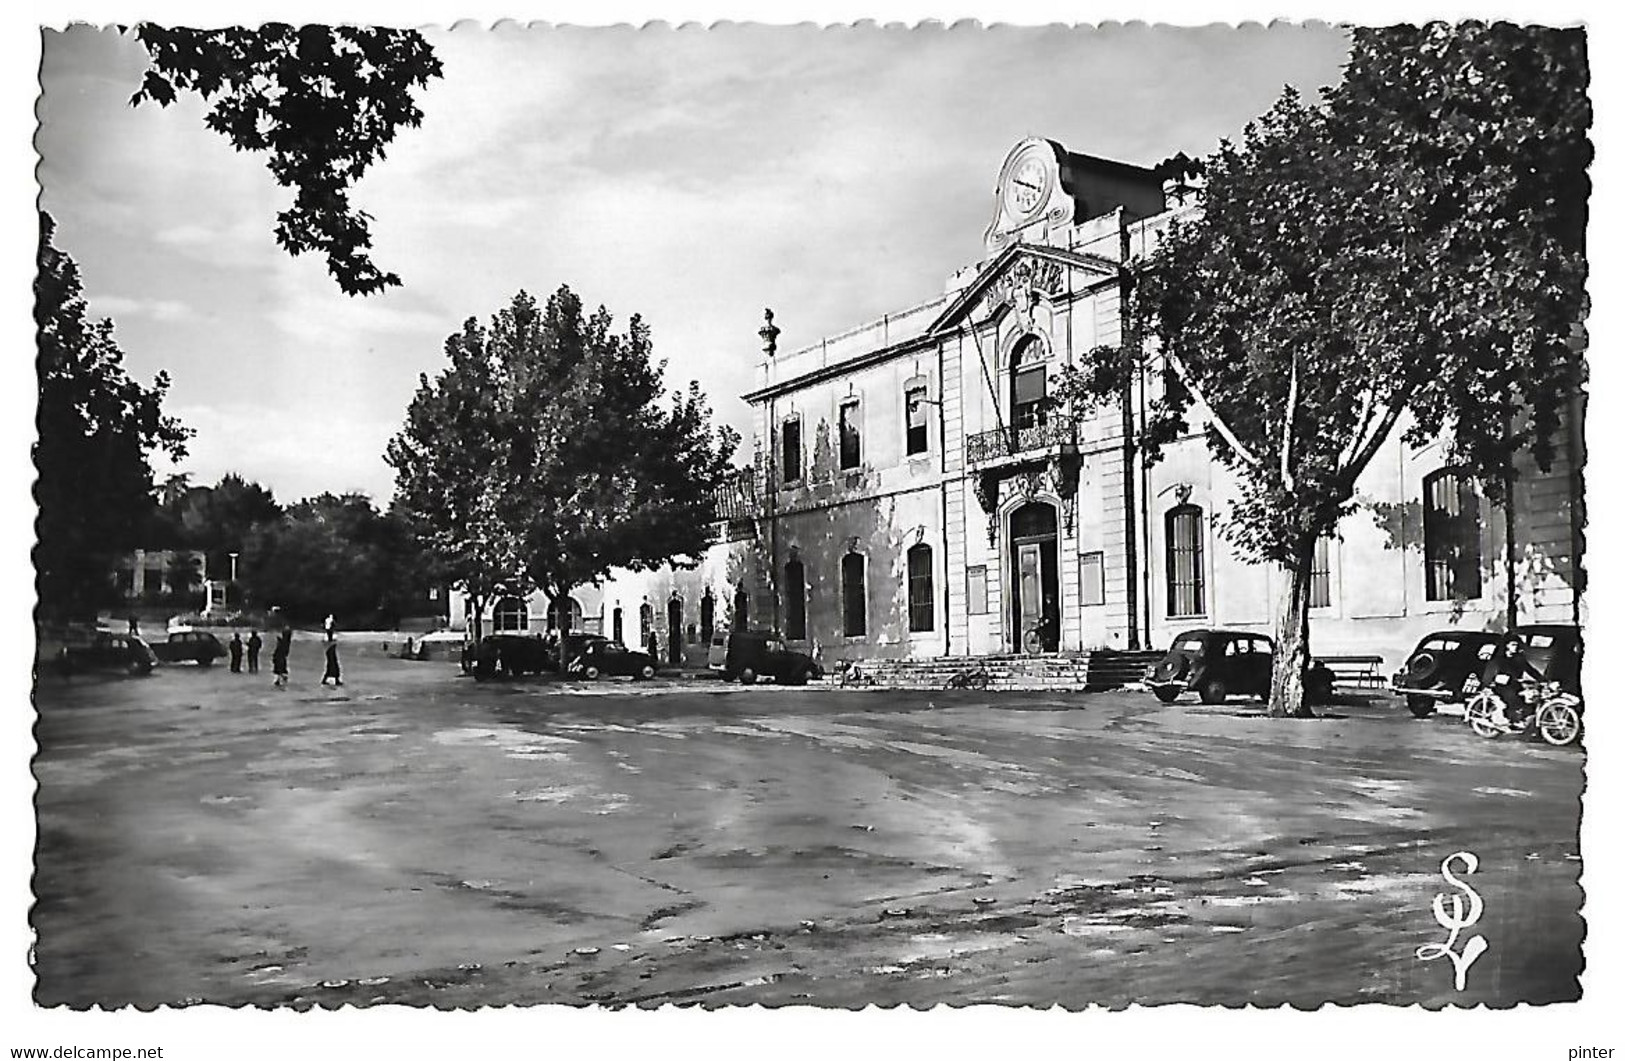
1009,501,1060,654
612,605,624,644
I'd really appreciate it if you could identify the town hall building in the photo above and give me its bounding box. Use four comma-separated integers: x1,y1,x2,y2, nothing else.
461,137,1583,675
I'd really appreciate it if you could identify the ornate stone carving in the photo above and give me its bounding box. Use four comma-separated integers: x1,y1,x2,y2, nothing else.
995,256,1066,331
972,471,1002,546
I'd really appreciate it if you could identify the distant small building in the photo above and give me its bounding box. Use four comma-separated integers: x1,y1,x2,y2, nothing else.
111,549,208,603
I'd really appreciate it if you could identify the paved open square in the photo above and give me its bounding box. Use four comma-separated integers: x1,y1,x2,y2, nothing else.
32,642,1583,1008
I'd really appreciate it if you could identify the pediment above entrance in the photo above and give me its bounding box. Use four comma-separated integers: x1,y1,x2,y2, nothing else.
926,243,1118,336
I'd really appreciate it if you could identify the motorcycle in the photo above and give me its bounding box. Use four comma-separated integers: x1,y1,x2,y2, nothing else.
1464,679,1583,746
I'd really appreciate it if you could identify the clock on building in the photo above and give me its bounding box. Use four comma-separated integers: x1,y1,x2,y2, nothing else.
1004,153,1050,218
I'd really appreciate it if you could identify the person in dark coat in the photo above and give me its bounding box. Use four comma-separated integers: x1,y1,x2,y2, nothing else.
246,630,262,673
228,632,244,673
271,627,292,687
320,639,343,687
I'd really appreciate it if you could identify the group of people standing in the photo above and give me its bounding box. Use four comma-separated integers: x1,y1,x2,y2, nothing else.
223,612,339,688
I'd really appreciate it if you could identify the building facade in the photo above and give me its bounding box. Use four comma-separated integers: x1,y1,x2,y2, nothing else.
725,137,1582,672
457,137,1583,674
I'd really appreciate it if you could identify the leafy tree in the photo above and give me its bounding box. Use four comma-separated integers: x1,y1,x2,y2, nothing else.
1057,24,1588,717
241,492,401,625
164,552,204,608
163,473,284,579
130,24,443,295
387,287,740,659
35,212,191,620
386,320,527,642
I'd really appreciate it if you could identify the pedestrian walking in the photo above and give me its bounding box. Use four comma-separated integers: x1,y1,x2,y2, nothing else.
127,612,139,637
228,632,244,673
324,614,336,641
321,640,343,687
271,627,292,688
246,630,262,673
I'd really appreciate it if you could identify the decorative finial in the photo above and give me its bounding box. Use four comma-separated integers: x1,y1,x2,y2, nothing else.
759,307,781,358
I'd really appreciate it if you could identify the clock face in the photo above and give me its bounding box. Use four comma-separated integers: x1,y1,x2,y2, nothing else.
1005,155,1049,217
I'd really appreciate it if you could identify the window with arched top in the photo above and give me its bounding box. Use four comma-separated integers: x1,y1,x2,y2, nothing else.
1165,505,1205,618
1010,336,1047,430
784,559,807,640
546,596,581,632
841,553,866,637
493,596,529,632
1423,469,1483,601
907,543,934,632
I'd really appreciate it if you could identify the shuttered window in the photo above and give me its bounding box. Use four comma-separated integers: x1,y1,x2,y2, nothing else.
907,544,934,632
1423,470,1483,601
841,553,866,637
1165,505,1205,617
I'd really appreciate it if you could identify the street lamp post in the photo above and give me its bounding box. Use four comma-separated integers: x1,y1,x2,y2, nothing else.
228,552,239,582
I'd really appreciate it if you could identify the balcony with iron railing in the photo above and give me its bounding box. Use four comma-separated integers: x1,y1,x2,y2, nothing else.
965,418,1077,467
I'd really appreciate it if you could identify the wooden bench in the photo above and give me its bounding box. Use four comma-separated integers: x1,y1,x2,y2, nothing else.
1317,655,1388,688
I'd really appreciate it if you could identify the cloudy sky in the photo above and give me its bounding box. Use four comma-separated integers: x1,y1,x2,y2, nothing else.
37,22,1351,505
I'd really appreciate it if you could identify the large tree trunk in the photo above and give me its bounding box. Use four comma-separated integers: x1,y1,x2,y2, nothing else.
1268,535,1317,719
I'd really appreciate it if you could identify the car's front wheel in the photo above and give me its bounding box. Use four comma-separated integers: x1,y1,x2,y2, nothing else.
583,665,601,680
638,664,656,681
739,667,758,685
1152,686,1181,704
1407,695,1436,719
199,656,214,667
1198,679,1227,705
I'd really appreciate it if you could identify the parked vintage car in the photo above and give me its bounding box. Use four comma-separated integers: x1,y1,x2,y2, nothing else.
713,630,822,685
573,640,659,680
54,632,158,677
150,630,228,667
1391,630,1502,718
1144,628,1334,705
552,632,612,673
1478,624,1583,697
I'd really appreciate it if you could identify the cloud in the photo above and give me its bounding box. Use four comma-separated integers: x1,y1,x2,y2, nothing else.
88,294,195,323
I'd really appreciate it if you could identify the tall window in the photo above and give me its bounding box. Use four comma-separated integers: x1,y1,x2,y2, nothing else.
841,553,867,637
1309,537,1332,609
1424,469,1483,601
494,596,529,632
1011,338,1047,430
907,544,934,632
1165,505,1205,617
905,385,929,455
612,606,624,643
838,399,861,469
781,417,802,484
784,559,807,640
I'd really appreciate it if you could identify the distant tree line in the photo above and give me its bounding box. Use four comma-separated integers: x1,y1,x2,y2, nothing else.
144,476,439,628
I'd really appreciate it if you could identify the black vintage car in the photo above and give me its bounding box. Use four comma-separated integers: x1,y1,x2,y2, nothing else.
1391,630,1502,718
1144,628,1334,705
714,630,822,685
574,640,659,681
55,632,158,677
1481,624,1582,696
150,630,228,666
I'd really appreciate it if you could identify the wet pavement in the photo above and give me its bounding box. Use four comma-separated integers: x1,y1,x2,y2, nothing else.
31,641,1584,1008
